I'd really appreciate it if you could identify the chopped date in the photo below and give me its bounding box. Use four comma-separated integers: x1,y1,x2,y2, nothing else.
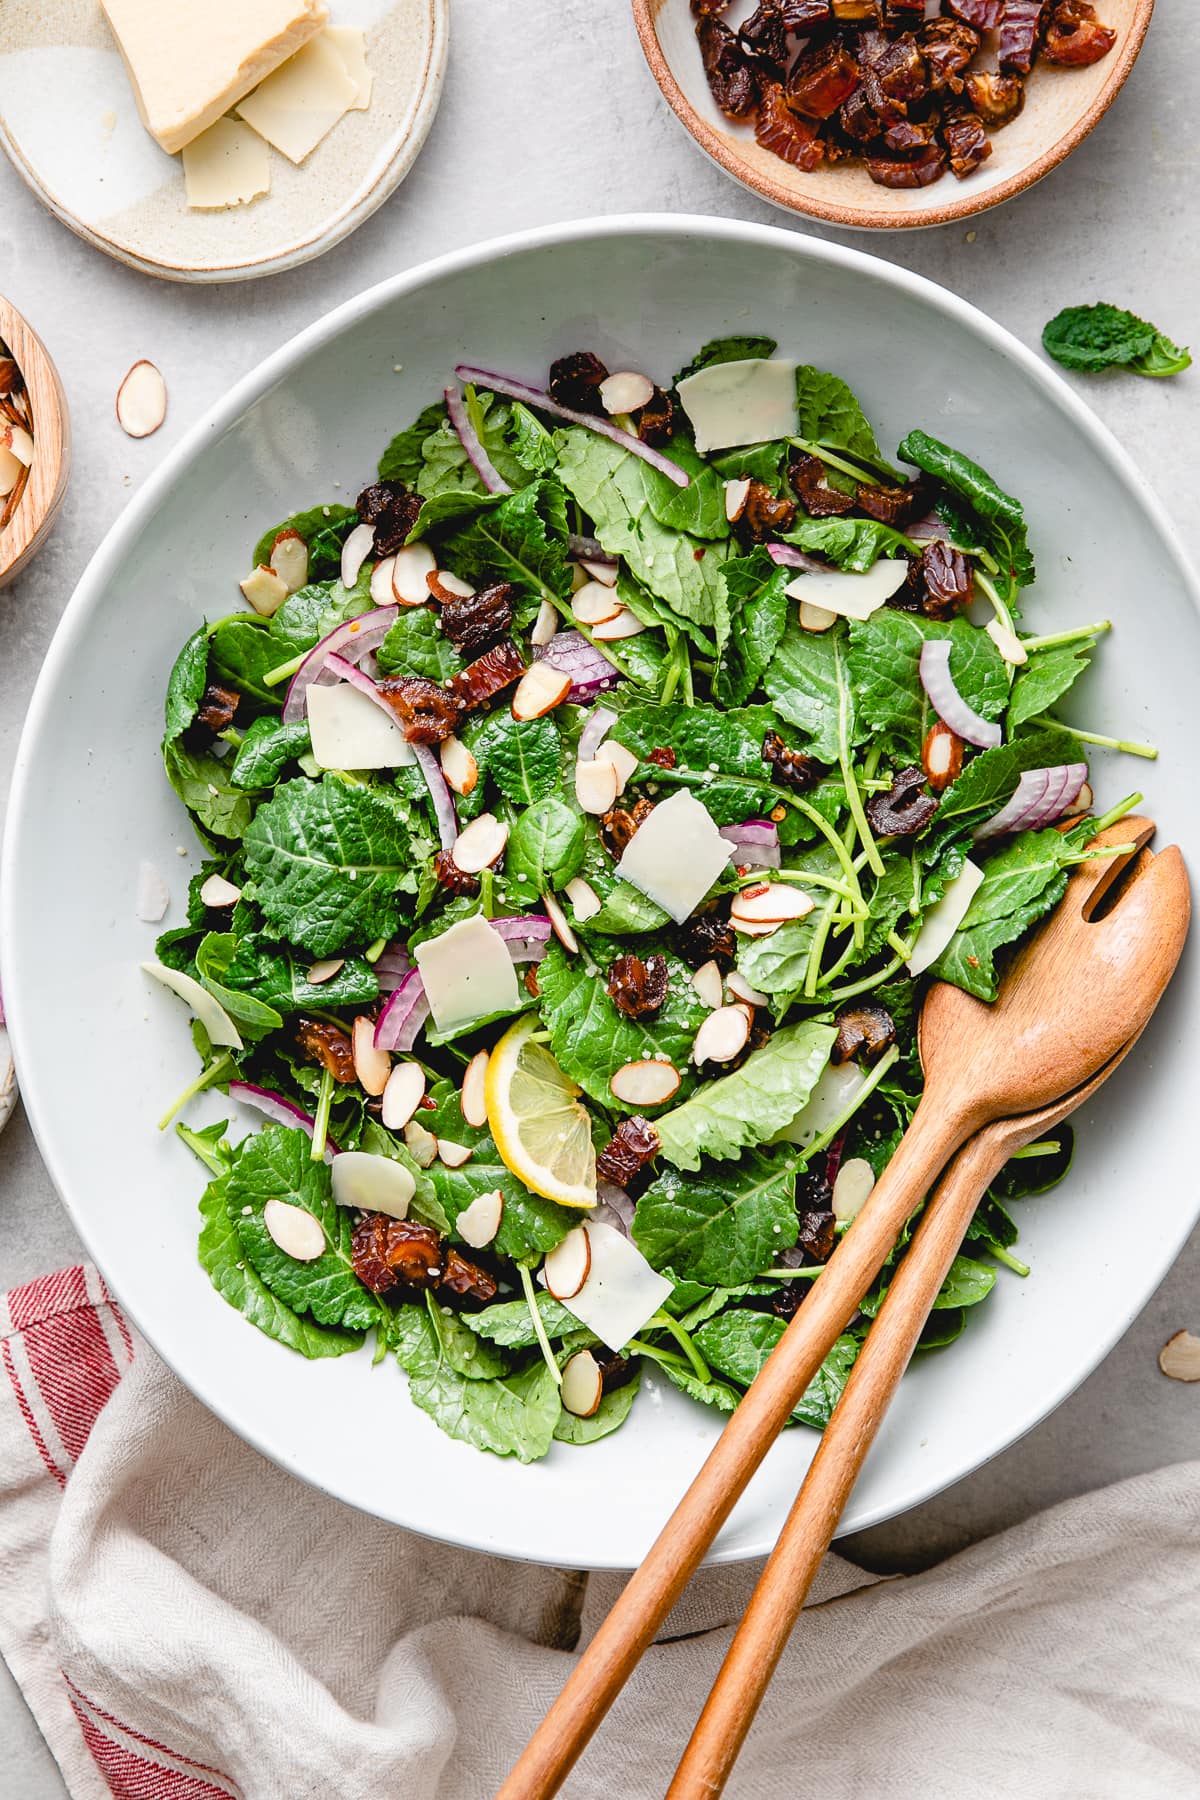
945,0,1002,25
921,19,982,87
789,448,855,516
446,639,526,712
440,1247,499,1301
697,15,761,117
634,384,677,449
351,1213,497,1301
998,0,1048,72
377,675,464,743
797,1207,838,1262
755,81,824,169
965,69,1026,126
944,105,992,179
884,0,925,19
866,144,947,187
762,728,822,793
356,480,423,557
295,1017,356,1083
676,909,737,970
839,86,879,141
593,1346,637,1393
739,0,789,66
796,1168,834,1215
786,39,861,120
781,0,832,24
769,1279,811,1321
1042,0,1115,64
646,746,677,769
438,580,515,656
919,539,973,616
866,32,927,101
832,1001,896,1065
607,953,670,1021
883,116,939,155
195,681,240,735
691,0,731,13
600,797,655,859
596,1116,661,1194
855,479,925,527
433,850,481,897
831,0,879,17
548,351,608,415
523,966,541,1000
738,478,797,542
865,764,938,838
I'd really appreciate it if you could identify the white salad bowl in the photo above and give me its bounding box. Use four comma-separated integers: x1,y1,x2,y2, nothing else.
3,217,1197,1569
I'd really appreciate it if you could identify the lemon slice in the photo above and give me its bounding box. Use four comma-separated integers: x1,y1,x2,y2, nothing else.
485,1016,596,1210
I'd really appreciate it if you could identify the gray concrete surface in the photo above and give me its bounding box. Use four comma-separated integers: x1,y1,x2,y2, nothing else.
1,0,1197,1790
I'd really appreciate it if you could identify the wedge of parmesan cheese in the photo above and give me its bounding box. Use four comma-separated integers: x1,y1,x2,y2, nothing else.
676,358,798,454
99,0,328,154
236,33,357,164
182,118,271,210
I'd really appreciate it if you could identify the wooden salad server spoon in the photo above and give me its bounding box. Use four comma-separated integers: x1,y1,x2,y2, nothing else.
495,817,1189,1800
666,1030,1157,1799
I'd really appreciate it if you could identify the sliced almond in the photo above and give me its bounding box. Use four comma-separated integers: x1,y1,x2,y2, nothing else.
543,889,579,954
369,555,397,604
609,1059,681,1107
832,1156,876,1224
116,359,167,438
437,1138,473,1169
572,581,624,627
570,561,591,594
599,371,656,415
799,600,837,633
404,1118,439,1168
730,883,815,931
307,957,345,984
392,542,437,606
581,558,619,588
239,564,289,618
427,569,475,603
382,1061,426,1131
0,445,22,498
451,811,509,874
1062,780,1093,820
689,960,725,1011
544,1225,592,1300
461,1049,490,1129
561,1347,604,1418
565,877,601,922
575,757,620,815
353,1015,391,1096
726,970,769,1007
199,873,242,908
341,521,375,588
457,1188,504,1249
269,528,309,595
0,422,34,466
1158,1329,1200,1382
985,618,1028,667
531,598,560,647
591,609,646,642
724,477,751,523
439,735,478,797
0,357,19,394
595,740,639,795
512,662,572,721
263,1197,325,1262
692,1004,751,1066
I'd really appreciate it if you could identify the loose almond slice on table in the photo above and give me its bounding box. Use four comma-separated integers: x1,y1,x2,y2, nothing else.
461,1050,490,1129
451,811,509,874
513,663,572,721
269,529,309,595
1159,1330,1200,1381
609,1060,681,1107
382,1061,426,1131
692,1005,751,1066
263,1198,325,1262
576,758,620,815
116,360,167,438
428,569,475,603
561,1348,604,1418
439,735,478,797
392,542,437,605
544,1225,592,1300
457,1188,504,1249
353,1016,391,1096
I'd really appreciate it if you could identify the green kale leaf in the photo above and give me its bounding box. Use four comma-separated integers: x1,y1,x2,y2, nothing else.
1042,303,1191,379
377,400,449,483
633,1149,801,1285
390,1301,561,1462
762,619,843,764
847,611,1008,759
462,709,561,808
1008,633,1102,729
653,1020,837,1170
442,478,573,615
794,365,894,475
781,517,917,572
931,826,1083,1000
164,741,254,842
716,548,790,708
611,700,780,825
252,505,359,579
164,626,210,742
898,429,1034,589
674,336,778,383
554,1364,642,1444
695,1310,863,1430
230,717,312,789
503,795,585,893
460,1291,584,1348
375,605,464,683
420,1081,576,1261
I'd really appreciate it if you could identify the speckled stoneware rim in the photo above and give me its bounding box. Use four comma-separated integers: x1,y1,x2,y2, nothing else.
632,0,1154,231
0,1,449,284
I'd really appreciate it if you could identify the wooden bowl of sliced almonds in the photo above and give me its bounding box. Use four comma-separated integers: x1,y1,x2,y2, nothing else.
0,296,70,589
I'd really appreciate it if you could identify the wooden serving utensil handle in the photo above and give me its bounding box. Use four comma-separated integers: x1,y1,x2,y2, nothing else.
665,1123,1015,1800
495,1089,976,1800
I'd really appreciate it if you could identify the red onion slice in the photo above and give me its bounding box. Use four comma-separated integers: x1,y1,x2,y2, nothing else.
578,703,618,764
919,639,1002,750
229,1081,339,1162
373,941,413,993
281,607,399,724
538,629,621,701
719,819,781,869
455,363,689,489
593,1181,636,1238
767,543,830,574
488,914,553,962
412,742,458,851
444,384,512,496
374,967,432,1053
974,763,1089,839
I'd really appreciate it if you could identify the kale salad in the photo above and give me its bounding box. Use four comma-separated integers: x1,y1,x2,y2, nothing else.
148,335,1151,1462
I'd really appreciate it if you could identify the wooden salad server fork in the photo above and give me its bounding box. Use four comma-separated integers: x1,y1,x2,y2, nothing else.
496,818,1189,1800
666,1031,1160,1799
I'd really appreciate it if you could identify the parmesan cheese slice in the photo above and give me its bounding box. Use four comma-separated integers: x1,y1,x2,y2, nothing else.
99,0,328,154
306,683,416,772
323,26,373,111
616,789,731,925
785,559,910,622
414,915,520,1034
182,118,271,210
907,860,985,977
542,1222,673,1353
236,33,358,164
676,358,798,454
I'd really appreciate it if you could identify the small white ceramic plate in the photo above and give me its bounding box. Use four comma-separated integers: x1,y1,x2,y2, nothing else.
3,219,1198,1569
0,0,447,283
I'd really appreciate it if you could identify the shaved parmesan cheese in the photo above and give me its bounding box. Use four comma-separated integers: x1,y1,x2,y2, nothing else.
414,914,520,1033
141,961,243,1050
182,117,271,209
676,358,798,455
322,26,373,110
616,789,731,925
785,559,910,622
236,33,357,164
307,682,415,772
907,860,985,976
331,1150,414,1221
774,1058,863,1147
543,1221,672,1352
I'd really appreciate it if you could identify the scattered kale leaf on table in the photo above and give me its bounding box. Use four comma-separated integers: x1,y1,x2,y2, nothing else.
1042,303,1191,380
